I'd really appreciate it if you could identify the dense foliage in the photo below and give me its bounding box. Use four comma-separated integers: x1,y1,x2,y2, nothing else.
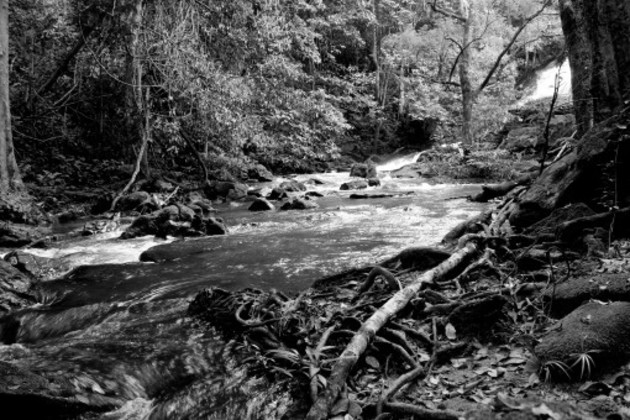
9,0,561,181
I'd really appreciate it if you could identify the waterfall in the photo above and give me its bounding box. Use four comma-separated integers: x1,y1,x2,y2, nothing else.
376,152,422,172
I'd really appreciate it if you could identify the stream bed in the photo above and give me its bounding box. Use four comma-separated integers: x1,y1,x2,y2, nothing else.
1,168,486,419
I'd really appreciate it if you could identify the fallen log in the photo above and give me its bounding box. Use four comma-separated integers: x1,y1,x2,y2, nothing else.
305,240,481,420
470,174,534,203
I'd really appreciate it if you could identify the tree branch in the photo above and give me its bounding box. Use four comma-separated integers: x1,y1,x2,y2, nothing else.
477,0,552,94
430,0,466,23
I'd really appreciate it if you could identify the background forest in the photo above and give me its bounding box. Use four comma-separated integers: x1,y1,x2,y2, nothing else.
12,0,561,185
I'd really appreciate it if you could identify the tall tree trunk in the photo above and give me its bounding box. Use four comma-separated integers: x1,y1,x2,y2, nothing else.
459,0,474,144
125,0,150,179
0,0,23,194
560,0,630,137
372,0,380,103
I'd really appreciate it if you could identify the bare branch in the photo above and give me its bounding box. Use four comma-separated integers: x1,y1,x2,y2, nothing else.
477,0,552,94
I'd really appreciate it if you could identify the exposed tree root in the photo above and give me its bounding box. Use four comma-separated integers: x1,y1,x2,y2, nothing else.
470,173,534,203
354,266,400,300
309,326,335,403
383,402,461,420
306,240,481,420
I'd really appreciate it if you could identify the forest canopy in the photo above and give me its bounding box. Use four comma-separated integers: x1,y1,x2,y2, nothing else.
10,0,561,182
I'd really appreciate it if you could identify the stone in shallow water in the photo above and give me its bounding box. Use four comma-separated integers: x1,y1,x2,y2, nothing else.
249,198,275,212
340,180,368,190
350,162,377,178
280,198,318,211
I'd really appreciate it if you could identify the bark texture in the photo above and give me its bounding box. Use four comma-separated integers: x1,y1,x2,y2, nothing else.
560,0,630,137
0,0,23,193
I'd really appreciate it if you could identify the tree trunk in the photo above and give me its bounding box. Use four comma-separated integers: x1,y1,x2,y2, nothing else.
125,0,150,179
372,0,380,103
560,0,630,137
0,0,23,194
459,0,474,144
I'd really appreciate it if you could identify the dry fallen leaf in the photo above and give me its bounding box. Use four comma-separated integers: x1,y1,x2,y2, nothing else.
445,323,457,340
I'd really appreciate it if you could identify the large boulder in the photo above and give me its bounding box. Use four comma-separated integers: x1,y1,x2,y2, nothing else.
350,162,377,178
116,191,154,212
204,181,248,200
340,180,369,190
191,215,228,235
3,251,72,281
248,164,274,182
119,215,159,239
279,180,307,193
390,163,435,179
185,192,215,215
267,187,289,201
0,224,42,248
0,259,36,316
535,301,630,379
499,126,539,152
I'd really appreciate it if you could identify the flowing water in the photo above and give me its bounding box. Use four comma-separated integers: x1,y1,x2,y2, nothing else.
1,166,486,419
518,58,572,106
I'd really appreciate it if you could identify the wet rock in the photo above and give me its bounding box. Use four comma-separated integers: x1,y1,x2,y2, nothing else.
116,191,152,212
185,192,215,215
340,180,369,190
543,273,630,317
191,215,228,235
535,301,630,379
81,216,121,236
390,163,434,179
0,224,38,248
304,178,325,185
0,361,117,419
500,126,539,152
227,183,248,200
158,204,195,222
367,178,381,187
249,198,275,212
267,187,289,201
248,164,274,182
141,240,218,262
280,199,319,211
350,162,377,178
120,215,158,239
204,181,248,200
305,191,324,198
0,259,36,316
279,180,307,192
4,250,72,281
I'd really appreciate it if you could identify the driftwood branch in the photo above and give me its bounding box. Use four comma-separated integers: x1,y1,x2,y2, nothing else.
306,241,481,420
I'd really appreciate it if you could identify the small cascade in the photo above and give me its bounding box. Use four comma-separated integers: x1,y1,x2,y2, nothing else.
518,58,572,106
376,152,422,172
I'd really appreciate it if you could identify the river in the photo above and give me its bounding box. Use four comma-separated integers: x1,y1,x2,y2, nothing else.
0,158,486,419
